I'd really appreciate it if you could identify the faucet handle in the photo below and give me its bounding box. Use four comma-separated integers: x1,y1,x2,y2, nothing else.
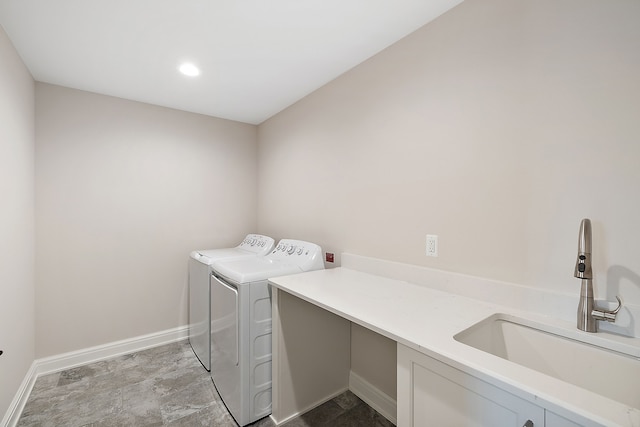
592,296,622,323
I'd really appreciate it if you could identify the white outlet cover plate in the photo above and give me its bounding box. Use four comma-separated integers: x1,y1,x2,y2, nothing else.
426,234,438,257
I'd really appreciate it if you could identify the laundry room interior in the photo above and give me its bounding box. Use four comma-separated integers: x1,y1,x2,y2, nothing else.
2,0,640,426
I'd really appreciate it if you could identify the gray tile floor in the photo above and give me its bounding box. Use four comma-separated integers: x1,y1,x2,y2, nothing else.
17,340,395,426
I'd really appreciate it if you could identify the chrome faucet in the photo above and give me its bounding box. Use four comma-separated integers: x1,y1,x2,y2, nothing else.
574,218,622,332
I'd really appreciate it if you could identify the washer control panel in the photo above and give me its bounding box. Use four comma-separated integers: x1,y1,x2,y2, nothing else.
238,234,275,255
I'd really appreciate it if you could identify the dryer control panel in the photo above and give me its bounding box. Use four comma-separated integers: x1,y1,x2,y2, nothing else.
269,239,324,271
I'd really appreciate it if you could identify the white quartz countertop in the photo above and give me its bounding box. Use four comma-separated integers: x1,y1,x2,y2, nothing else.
268,267,640,427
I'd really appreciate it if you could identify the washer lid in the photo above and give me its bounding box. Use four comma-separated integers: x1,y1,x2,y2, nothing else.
190,248,253,265
212,257,304,284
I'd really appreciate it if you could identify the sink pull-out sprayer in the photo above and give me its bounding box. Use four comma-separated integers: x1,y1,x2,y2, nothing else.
574,218,622,332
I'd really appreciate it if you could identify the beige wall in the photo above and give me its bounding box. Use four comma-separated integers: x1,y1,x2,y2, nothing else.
258,0,640,398
35,84,258,357
0,25,35,419
259,0,640,301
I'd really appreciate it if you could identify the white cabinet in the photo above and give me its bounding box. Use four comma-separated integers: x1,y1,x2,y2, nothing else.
397,344,600,427
398,343,544,427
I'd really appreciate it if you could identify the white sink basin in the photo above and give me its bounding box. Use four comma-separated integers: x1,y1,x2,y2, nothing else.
454,313,640,409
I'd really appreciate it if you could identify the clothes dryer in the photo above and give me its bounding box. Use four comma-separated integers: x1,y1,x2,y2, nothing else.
188,234,274,371
210,239,324,426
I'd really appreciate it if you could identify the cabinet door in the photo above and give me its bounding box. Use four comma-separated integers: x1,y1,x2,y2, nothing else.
398,344,544,427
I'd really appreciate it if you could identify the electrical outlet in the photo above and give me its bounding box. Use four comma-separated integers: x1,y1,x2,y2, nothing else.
426,235,438,257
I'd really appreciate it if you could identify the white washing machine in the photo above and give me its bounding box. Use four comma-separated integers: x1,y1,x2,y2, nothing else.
188,234,274,371
210,239,325,426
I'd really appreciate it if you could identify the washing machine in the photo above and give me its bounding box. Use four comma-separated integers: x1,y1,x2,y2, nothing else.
188,234,274,371
210,239,325,426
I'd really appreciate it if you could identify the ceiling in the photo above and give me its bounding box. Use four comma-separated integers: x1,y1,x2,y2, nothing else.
0,0,462,125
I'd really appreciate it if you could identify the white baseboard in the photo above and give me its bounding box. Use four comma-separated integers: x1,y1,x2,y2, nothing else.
34,325,189,376
2,325,189,427
1,362,37,427
349,371,397,425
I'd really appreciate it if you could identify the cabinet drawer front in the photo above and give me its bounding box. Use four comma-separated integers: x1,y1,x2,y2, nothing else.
398,344,544,427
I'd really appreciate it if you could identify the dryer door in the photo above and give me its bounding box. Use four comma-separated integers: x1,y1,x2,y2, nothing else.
211,274,238,366
210,273,242,421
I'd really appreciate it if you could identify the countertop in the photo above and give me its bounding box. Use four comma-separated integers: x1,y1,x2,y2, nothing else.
269,267,640,427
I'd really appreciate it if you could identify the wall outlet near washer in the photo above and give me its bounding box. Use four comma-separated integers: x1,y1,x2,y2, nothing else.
426,235,438,257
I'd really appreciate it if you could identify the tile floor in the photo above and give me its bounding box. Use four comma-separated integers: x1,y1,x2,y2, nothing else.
17,340,395,426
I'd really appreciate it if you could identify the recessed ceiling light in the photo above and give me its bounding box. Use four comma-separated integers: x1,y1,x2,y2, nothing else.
179,62,200,77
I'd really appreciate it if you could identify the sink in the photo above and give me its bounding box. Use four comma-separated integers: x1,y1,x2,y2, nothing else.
454,313,640,409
